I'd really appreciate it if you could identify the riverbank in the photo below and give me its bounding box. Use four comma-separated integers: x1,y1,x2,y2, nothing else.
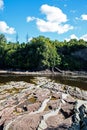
0,69,87,77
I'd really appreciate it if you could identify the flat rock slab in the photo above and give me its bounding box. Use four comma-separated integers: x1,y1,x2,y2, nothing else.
0,77,86,130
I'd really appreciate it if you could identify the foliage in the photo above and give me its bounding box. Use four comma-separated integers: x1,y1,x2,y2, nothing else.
0,34,87,71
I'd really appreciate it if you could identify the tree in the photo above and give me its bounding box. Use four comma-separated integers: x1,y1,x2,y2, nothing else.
0,34,7,46
0,34,86,71
28,36,61,70
0,34,7,68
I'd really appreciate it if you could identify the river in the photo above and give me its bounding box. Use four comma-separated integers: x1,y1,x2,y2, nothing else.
0,73,87,90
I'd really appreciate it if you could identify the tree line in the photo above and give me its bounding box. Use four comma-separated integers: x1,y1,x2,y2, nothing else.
0,34,87,71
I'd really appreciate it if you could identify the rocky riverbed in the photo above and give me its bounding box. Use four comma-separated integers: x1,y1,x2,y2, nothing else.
0,77,87,130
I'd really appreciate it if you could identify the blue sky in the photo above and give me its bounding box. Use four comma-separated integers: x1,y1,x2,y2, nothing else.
0,0,87,43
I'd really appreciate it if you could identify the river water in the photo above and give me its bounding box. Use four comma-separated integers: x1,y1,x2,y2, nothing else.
0,74,87,90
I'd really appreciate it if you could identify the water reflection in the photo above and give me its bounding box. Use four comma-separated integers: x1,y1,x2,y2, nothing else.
0,75,34,84
0,74,87,90
49,75,87,90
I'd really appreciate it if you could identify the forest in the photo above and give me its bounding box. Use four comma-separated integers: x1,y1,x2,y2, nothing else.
0,34,87,71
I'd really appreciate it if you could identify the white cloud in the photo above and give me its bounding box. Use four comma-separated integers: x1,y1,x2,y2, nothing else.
0,0,4,10
81,14,87,20
0,21,16,34
70,34,78,40
37,4,73,34
27,4,73,34
36,18,73,34
66,34,87,42
65,34,78,41
26,16,36,22
58,24,73,34
40,4,67,23
80,34,87,41
36,19,58,32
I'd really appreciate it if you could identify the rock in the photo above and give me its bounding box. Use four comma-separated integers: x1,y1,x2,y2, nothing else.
27,102,41,112
46,117,72,130
6,113,41,130
67,86,87,100
81,90,87,100
51,92,62,99
60,103,74,118
46,113,65,128
16,107,23,113
47,100,60,110
69,103,87,130
0,79,86,130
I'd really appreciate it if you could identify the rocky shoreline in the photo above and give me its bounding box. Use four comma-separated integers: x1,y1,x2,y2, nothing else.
0,70,87,77
0,77,87,130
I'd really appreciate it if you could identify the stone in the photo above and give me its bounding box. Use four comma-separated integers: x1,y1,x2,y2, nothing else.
7,113,41,130
27,102,41,112
0,79,86,130
16,107,23,113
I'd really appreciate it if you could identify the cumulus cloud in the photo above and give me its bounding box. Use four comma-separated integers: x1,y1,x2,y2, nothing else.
81,14,87,20
65,34,78,41
0,21,16,34
36,19,73,34
27,4,73,34
70,34,78,40
66,34,87,42
0,0,4,10
26,16,36,22
80,34,87,41
36,19,58,32
40,4,67,23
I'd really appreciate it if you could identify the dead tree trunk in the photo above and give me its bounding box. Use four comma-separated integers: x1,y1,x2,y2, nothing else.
54,67,63,73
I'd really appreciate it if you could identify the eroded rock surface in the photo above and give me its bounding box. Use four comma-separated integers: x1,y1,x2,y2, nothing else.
0,77,86,130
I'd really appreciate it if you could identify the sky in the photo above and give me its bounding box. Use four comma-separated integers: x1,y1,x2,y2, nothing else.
0,0,87,43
